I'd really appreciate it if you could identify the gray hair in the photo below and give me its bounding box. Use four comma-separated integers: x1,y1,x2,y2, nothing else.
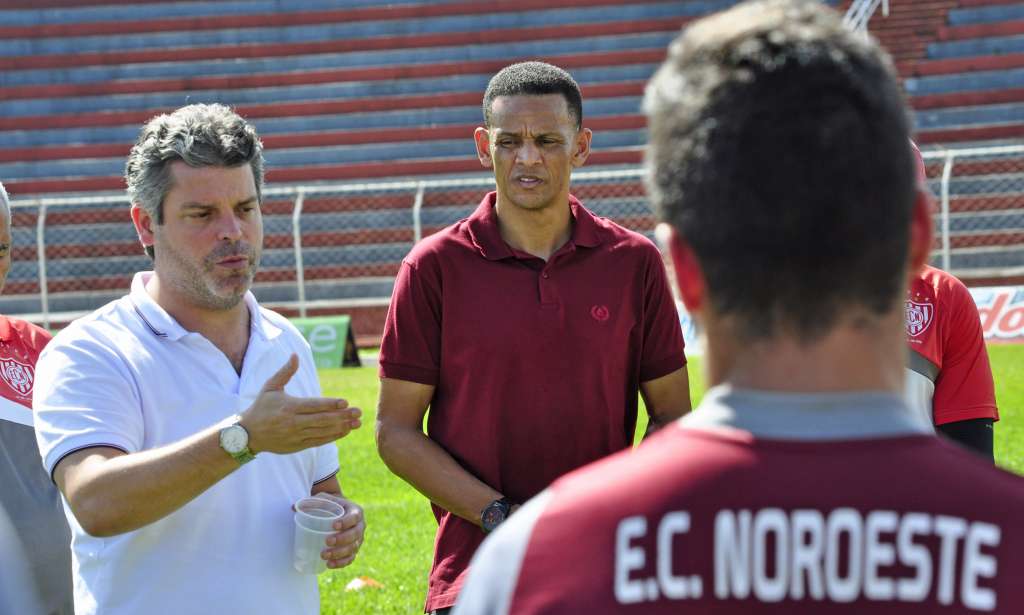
125,103,264,225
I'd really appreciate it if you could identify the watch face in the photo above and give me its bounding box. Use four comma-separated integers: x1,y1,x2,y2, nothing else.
221,425,248,454
482,503,507,532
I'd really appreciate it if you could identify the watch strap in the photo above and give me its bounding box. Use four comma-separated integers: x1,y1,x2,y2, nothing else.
230,447,256,465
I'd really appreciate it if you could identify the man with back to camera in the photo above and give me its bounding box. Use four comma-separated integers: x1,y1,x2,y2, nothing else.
32,104,366,615
905,143,999,460
0,181,73,615
455,1,1024,613
376,61,691,613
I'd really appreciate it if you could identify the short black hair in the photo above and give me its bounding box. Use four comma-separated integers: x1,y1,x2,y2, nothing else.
483,61,583,130
645,0,915,342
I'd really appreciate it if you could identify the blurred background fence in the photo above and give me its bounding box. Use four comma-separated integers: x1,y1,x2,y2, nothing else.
921,144,1024,282
3,0,1024,346
4,168,651,340
6,142,1022,344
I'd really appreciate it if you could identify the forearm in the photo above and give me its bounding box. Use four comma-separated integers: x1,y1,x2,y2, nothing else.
937,418,994,462
55,355,359,537
64,424,239,537
643,416,666,440
378,425,501,526
640,367,692,441
642,400,691,441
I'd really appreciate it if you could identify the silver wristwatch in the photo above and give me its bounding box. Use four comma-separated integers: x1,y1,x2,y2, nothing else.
219,416,256,465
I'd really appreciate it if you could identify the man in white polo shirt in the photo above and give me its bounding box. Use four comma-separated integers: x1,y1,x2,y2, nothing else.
33,104,366,615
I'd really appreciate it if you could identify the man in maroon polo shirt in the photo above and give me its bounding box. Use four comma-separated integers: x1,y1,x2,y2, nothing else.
376,61,691,613
454,2,1024,613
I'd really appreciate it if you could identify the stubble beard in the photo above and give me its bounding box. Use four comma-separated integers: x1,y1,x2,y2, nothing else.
160,240,260,311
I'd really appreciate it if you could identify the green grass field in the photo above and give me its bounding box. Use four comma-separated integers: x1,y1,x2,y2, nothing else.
316,345,1024,614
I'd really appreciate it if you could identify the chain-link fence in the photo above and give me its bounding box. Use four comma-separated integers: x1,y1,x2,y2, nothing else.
921,144,1024,280
3,168,653,329
5,146,1023,330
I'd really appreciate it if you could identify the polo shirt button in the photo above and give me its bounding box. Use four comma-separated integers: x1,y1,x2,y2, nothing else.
542,272,549,279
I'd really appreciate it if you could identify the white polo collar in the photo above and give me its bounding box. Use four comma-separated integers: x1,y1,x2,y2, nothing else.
128,271,281,342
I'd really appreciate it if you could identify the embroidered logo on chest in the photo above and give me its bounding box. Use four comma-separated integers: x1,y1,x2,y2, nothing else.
0,357,34,396
591,305,610,322
905,300,934,337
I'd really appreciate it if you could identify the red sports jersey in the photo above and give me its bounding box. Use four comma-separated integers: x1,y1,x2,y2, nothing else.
0,315,51,409
0,316,68,614
905,266,998,426
456,388,1024,614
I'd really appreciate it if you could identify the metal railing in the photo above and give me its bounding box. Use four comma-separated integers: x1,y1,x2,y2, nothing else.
6,145,1022,328
844,0,890,32
5,168,649,328
921,144,1024,278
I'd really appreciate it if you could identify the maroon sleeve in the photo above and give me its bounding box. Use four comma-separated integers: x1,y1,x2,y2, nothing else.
933,279,998,425
378,257,442,386
638,244,687,382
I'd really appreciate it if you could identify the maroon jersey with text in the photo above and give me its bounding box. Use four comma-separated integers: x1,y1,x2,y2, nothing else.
456,388,1024,614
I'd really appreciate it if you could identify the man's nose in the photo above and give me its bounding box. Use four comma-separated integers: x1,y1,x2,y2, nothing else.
217,213,244,241
516,141,541,166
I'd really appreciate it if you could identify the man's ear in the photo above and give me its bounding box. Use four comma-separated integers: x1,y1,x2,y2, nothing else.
131,204,155,253
474,127,493,169
660,223,706,314
570,127,592,169
907,187,934,280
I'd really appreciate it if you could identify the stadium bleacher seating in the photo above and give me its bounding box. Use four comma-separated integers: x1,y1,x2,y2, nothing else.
872,0,1024,286
0,0,1021,344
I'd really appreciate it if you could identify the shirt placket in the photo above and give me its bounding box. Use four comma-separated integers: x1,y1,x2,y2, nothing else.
539,263,559,309
539,243,578,310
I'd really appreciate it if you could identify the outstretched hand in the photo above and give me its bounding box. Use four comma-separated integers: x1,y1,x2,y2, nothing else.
240,355,361,454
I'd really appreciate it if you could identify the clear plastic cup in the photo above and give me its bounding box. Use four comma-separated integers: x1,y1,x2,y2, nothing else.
293,497,345,574
294,497,345,531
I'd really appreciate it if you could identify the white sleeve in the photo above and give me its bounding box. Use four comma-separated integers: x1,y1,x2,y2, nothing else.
453,490,553,615
33,333,143,477
313,439,340,486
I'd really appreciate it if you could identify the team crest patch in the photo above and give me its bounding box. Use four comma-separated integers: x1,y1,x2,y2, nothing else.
905,300,934,337
0,358,34,396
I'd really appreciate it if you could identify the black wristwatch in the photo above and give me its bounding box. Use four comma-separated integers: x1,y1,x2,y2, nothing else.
481,497,512,534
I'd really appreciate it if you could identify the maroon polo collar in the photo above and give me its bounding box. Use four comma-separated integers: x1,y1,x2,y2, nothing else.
466,191,603,261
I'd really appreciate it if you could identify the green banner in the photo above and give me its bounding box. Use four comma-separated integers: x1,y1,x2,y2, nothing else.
291,315,362,368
